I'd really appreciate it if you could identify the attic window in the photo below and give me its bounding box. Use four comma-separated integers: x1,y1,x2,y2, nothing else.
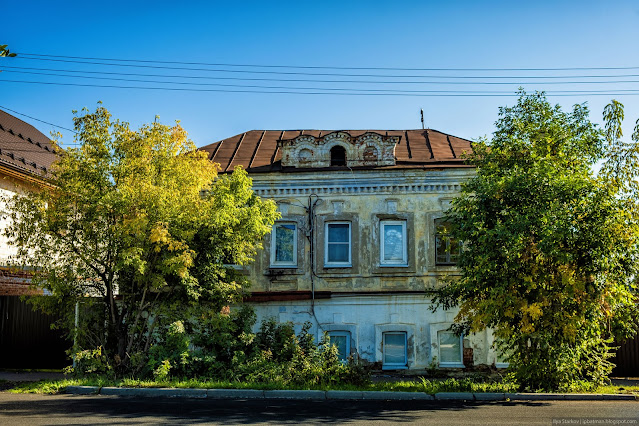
330,146,346,166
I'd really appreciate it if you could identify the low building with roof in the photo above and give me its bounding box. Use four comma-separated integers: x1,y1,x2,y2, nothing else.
200,129,505,371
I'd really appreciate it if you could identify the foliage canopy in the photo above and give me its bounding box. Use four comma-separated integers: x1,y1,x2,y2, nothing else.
4,105,278,374
434,91,639,390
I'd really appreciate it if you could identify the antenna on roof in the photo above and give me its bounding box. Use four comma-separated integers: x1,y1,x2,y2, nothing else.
420,109,425,130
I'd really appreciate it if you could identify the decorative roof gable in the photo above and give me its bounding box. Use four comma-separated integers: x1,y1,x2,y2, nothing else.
278,131,399,168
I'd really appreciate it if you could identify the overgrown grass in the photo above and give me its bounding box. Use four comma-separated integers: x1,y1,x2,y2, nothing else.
6,376,638,396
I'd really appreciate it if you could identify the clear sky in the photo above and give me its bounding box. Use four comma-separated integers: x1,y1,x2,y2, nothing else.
2,0,639,148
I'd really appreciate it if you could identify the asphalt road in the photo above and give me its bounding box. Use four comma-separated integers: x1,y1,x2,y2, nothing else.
0,393,638,425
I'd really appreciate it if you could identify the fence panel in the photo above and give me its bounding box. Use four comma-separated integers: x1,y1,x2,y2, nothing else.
0,296,69,369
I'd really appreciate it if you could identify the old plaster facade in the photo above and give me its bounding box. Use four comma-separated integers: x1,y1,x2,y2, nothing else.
201,129,504,370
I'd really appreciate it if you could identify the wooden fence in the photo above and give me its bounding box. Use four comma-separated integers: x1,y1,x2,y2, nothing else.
0,296,69,369
611,334,639,377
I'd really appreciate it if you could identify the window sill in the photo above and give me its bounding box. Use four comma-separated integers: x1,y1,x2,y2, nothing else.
382,365,408,370
323,264,352,268
379,263,409,268
223,264,243,270
438,362,465,368
495,362,509,369
269,264,298,269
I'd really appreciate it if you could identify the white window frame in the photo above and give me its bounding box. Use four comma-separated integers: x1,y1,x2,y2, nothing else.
270,222,297,268
380,220,408,266
327,331,351,362
437,330,465,368
382,331,408,369
325,221,351,267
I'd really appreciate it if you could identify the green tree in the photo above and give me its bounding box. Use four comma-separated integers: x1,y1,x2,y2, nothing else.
3,104,278,374
600,99,639,210
433,91,639,391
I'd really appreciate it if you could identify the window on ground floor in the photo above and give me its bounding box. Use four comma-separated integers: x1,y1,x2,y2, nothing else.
383,331,407,369
327,331,351,362
438,330,463,367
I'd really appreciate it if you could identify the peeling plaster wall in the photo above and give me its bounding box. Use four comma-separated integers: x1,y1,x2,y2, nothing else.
247,168,475,293
250,294,501,369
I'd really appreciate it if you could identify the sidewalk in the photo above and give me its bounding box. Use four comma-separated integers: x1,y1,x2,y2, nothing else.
0,371,65,382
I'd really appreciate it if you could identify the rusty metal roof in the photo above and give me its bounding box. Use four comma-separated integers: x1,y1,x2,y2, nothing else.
0,109,58,177
199,129,474,173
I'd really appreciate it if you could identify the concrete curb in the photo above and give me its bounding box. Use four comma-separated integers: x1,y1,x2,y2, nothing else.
64,387,638,401
326,390,364,400
506,393,559,401
65,386,100,395
100,387,207,398
264,390,326,400
436,392,474,400
361,391,434,400
474,392,505,401
207,389,265,399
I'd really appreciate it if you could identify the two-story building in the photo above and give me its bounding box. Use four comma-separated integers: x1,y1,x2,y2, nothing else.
200,129,503,370
0,109,66,369
0,109,57,296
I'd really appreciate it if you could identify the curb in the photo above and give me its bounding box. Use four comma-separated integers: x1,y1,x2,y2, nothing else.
264,390,326,400
64,387,638,402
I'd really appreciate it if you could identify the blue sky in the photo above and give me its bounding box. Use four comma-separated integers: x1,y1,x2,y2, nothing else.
2,0,639,148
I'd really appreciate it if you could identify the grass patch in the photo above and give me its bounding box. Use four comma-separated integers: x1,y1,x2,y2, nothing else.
7,375,637,396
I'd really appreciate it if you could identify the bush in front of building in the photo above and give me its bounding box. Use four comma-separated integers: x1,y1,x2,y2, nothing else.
70,305,371,387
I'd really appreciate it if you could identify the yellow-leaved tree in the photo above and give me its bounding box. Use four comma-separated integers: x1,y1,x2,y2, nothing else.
3,104,278,375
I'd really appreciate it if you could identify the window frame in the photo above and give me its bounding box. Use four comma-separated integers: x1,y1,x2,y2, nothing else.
327,330,351,362
324,221,352,267
382,331,408,369
380,219,408,266
434,219,461,265
270,221,298,268
437,330,465,368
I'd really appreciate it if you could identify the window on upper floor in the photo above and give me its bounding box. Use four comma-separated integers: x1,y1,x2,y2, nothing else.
328,331,351,362
435,219,461,265
270,222,297,267
438,330,464,367
330,145,346,166
383,331,407,369
325,222,351,267
380,220,408,266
